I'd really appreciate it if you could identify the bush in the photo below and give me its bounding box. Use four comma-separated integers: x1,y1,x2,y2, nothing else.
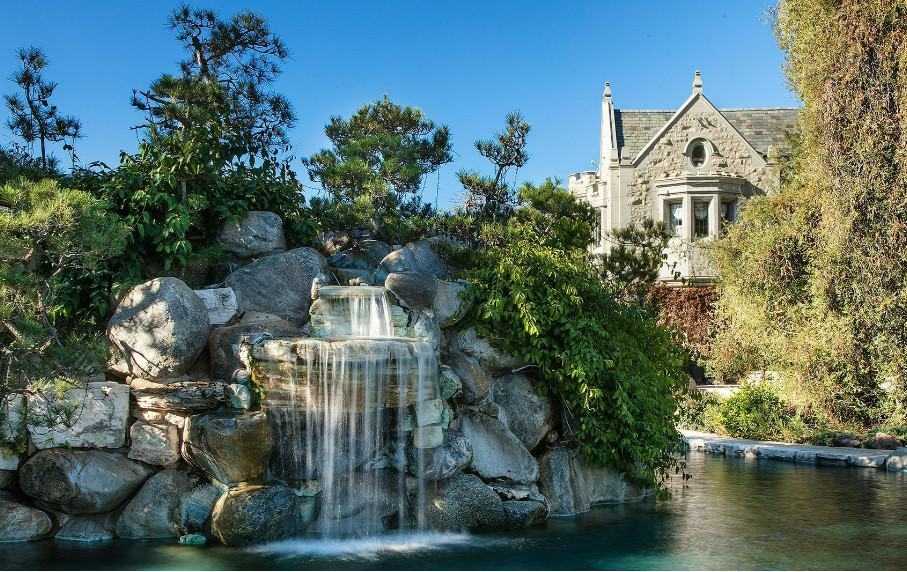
465,182,688,488
717,384,795,441
677,391,723,433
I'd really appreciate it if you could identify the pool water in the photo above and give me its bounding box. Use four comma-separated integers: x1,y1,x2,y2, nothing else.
3,452,907,570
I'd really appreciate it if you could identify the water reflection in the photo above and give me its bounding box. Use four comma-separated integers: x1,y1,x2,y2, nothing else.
3,453,907,570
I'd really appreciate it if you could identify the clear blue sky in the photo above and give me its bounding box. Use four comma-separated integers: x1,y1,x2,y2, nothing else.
0,0,797,208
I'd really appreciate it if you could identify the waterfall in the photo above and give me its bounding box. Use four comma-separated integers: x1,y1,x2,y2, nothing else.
255,286,439,537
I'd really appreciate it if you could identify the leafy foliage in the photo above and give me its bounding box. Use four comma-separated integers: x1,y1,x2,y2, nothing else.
464,181,688,487
710,1,907,428
4,47,81,170
304,95,452,238
597,219,674,301
0,177,127,450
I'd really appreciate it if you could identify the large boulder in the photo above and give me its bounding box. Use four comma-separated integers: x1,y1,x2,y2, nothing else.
218,211,286,258
107,277,210,381
19,449,154,514
578,457,650,504
0,498,52,542
537,446,591,516
376,239,449,283
454,407,539,484
177,482,221,535
448,327,519,372
445,351,489,405
210,484,297,546
327,240,392,272
130,378,227,411
502,499,549,529
194,288,238,325
27,382,129,450
315,230,351,256
182,411,272,486
116,469,196,539
55,517,114,542
425,473,507,531
225,247,328,325
128,422,181,466
433,280,471,327
385,272,437,311
208,319,299,382
407,429,472,481
491,374,552,450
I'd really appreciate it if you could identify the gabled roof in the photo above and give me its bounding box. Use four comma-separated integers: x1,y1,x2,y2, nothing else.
614,106,798,160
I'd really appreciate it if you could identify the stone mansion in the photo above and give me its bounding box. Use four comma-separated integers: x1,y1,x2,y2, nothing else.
568,71,798,284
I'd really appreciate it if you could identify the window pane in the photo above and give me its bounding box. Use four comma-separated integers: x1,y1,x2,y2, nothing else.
669,202,683,235
721,200,737,231
691,142,706,167
694,200,710,237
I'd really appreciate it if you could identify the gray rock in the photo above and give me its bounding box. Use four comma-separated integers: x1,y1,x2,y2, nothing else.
117,469,196,539
182,411,272,486
434,280,471,327
579,459,650,504
179,533,207,545
385,272,437,311
177,483,221,535
128,422,180,466
886,447,907,471
130,378,227,411
439,366,462,400
211,484,297,546
448,327,519,372
225,247,328,325
1,395,24,462
107,277,211,381
537,446,590,516
426,473,507,531
376,239,449,283
227,384,252,410
315,230,351,255
491,374,552,450
454,407,539,484
26,381,129,450
0,499,52,542
328,240,392,272
194,287,238,325
0,470,16,490
502,499,549,528
19,449,154,514
408,429,472,481
446,352,489,405
412,425,443,449
55,517,113,542
208,319,299,382
411,310,441,352
869,432,901,450
218,211,286,258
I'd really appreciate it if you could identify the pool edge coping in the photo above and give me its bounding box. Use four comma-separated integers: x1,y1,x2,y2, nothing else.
680,429,907,471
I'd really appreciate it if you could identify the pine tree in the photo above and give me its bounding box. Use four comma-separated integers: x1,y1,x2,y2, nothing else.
4,47,82,170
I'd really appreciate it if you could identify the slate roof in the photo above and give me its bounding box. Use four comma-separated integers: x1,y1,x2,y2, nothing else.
614,107,799,160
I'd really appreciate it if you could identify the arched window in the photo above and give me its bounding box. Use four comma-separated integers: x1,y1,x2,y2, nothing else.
690,139,708,168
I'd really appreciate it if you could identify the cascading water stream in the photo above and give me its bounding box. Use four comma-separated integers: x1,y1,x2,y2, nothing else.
254,286,439,538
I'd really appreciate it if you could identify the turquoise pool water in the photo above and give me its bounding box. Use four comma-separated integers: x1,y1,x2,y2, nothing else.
3,452,906,570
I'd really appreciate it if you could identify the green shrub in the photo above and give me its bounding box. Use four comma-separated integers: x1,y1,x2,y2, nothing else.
717,384,793,441
677,391,723,433
466,182,688,488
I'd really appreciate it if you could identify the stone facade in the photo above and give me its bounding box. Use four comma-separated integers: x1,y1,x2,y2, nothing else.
568,71,799,284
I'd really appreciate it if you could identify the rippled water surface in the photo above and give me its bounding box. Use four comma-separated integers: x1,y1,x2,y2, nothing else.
4,452,907,570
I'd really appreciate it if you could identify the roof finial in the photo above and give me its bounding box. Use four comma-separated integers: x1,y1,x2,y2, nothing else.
693,70,703,93
603,81,612,99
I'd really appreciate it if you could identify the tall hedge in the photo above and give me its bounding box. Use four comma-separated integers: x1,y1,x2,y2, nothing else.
711,0,907,424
